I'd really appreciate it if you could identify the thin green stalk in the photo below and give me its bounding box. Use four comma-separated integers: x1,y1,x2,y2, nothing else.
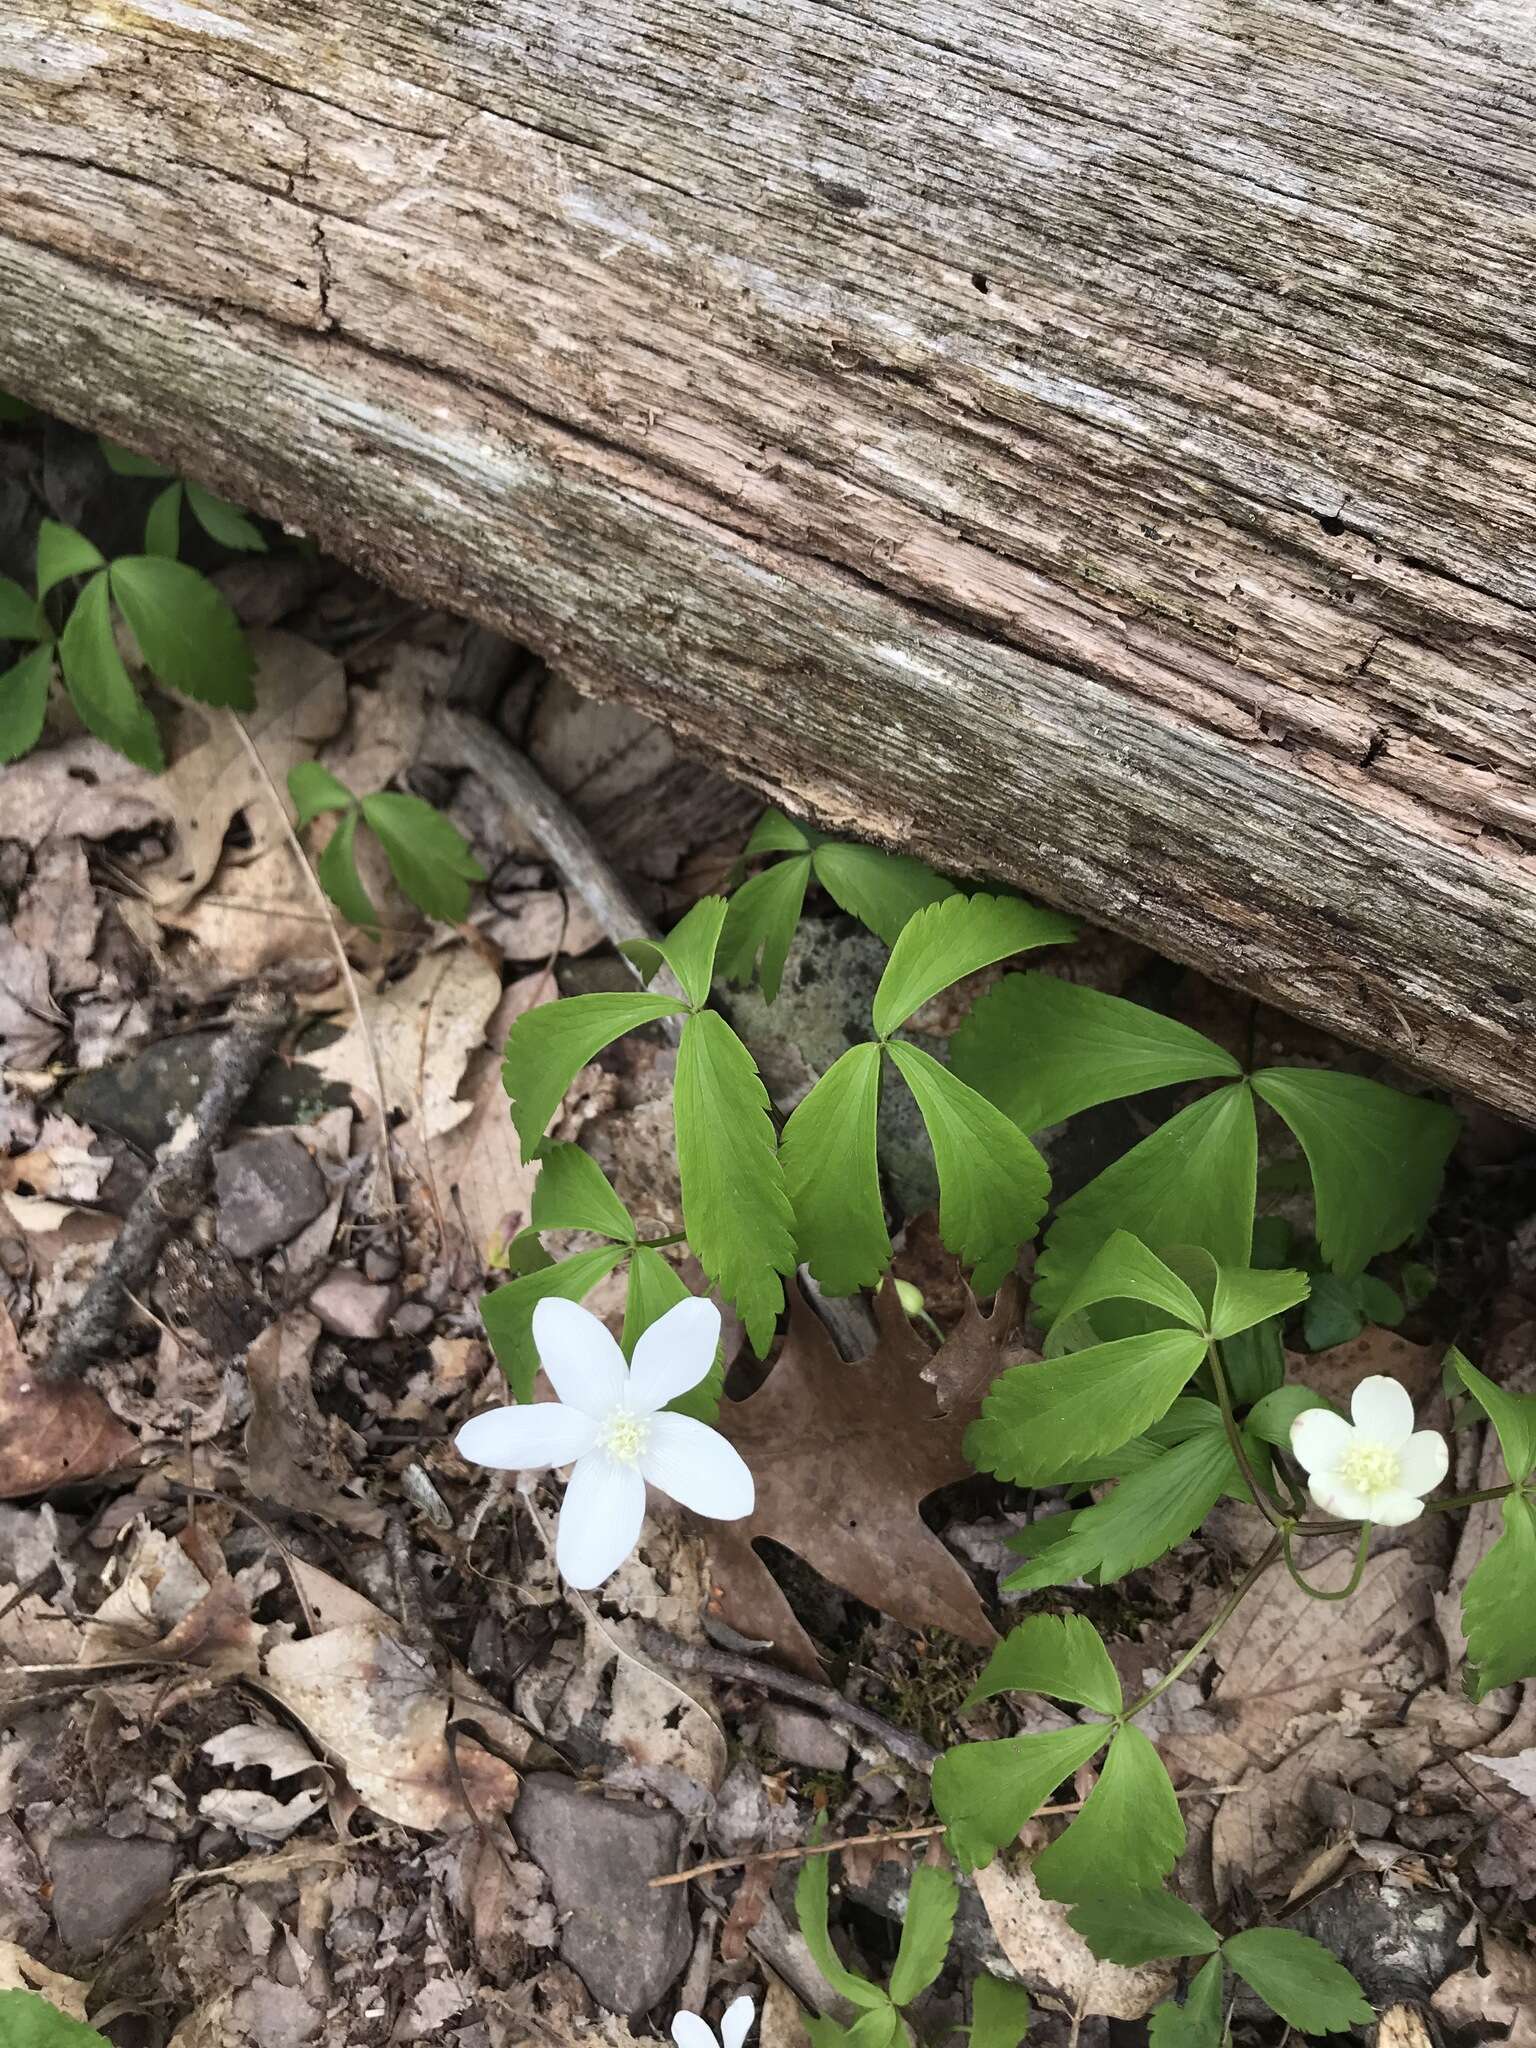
1282,1520,1372,1601
1206,1340,1287,1532
1125,1535,1282,1723
1295,1481,1515,1538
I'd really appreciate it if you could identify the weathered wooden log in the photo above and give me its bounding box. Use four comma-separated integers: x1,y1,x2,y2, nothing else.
2,2,1534,1116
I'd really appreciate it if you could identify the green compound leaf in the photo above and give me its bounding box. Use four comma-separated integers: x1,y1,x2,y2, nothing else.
530,1141,636,1242
967,1329,1208,1488
1147,1955,1225,2048
888,1864,959,2005
1451,1346,1536,1485
289,759,356,828
933,1722,1109,1873
745,807,815,856
360,790,486,925
1245,1384,1337,1450
717,852,812,1000
1067,1890,1221,1967
794,1852,891,2010
186,480,267,551
884,1042,1049,1293
316,807,380,933
1461,1493,1536,1699
0,1991,112,2046
57,571,163,771
968,1975,1032,2048
812,840,956,946
872,893,1075,1040
624,895,729,1008
108,554,254,707
780,1043,889,1294
1032,1724,1185,1903
481,1243,629,1402
144,482,184,560
0,643,55,764
1208,1263,1310,1340
502,992,687,1160
0,573,44,641
1222,1927,1373,2035
1048,1230,1206,1349
620,1245,723,1423
99,437,172,478
965,1613,1122,1717
1251,1067,1458,1278
951,972,1241,1135
1033,1084,1257,1326
36,520,107,600
675,1010,796,1354
1008,1426,1241,1591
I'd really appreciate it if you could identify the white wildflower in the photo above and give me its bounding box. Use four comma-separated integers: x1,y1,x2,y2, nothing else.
671,1994,756,2048
1290,1374,1447,1526
455,1295,753,1588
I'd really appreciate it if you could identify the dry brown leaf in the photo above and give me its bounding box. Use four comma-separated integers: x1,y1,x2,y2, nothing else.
0,1942,92,2019
1433,1930,1536,2047
0,1298,137,1499
1211,1727,1377,1905
13,839,100,997
244,1310,385,1536
0,1113,110,1203
1,737,168,848
0,927,63,1072
1287,1328,1441,1411
158,839,345,995
708,1282,1017,1675
972,1856,1172,2019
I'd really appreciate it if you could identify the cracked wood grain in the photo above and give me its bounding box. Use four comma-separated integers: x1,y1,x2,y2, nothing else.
1,0,1533,1113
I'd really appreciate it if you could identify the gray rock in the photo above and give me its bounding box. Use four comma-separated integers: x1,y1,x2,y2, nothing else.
391,1300,436,1337
307,1268,398,1341
49,1834,179,1954
761,1704,850,1774
62,1035,344,1154
511,1772,690,2013
215,1133,328,1258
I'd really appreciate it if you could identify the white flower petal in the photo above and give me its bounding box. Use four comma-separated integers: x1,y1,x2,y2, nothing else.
1350,1374,1416,1448
555,1451,647,1588
532,1297,628,1417
628,1296,722,1413
639,1413,755,1520
455,1402,598,1471
1396,1429,1449,1497
721,1995,756,2048
1307,1473,1376,1523
672,2016,719,2048
1289,1407,1354,1476
1368,1488,1427,1527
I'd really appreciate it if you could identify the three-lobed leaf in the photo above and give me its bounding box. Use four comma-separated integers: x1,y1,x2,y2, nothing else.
780,1043,889,1293
1066,1890,1220,1967
0,643,55,764
361,791,485,925
57,571,163,770
1008,1426,1240,1591
108,554,254,707
36,519,105,599
934,1722,1109,1872
1460,1493,1536,1699
144,483,184,560
626,894,729,1009
1032,1724,1185,1902
967,1976,1031,2048
887,1864,959,2006
1208,1262,1310,1340
872,893,1074,1040
0,572,43,641
812,840,956,946
1146,1955,1225,2048
965,1613,1122,1717
967,1329,1208,1488
530,1141,636,1241
186,479,266,551
717,852,811,1000
481,1244,630,1402
1221,1927,1373,2034
316,808,380,933
502,991,687,1159
1047,1230,1205,1348
288,760,356,828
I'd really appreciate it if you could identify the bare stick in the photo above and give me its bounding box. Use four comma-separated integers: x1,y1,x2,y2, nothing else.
635,1621,939,1772
228,711,400,1233
47,986,289,1378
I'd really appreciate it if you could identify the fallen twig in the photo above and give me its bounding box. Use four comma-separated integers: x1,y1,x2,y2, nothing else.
47,986,290,1380
635,1620,939,1772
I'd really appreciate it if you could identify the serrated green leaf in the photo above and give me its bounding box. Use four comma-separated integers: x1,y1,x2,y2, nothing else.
812,841,956,946
1033,1084,1256,1325
872,894,1075,1040
1356,1274,1404,1327
794,1853,891,2010
0,643,55,763
933,1723,1110,1872
361,790,486,924
884,1043,1048,1292
108,554,254,707
1009,1427,1240,1591
888,1864,958,2005
951,972,1240,1135
36,520,105,599
0,573,43,641
530,1141,635,1242
967,1330,1208,1487
99,436,172,478
745,807,815,855
1001,1511,1101,1591
1146,1955,1225,2048
1222,1927,1373,2034
1461,1493,1536,1698
1302,1271,1364,1351
1252,1067,1457,1279
717,852,812,1000
1208,1264,1309,1340
781,1043,889,1293
966,1614,1122,1716
144,481,183,559
1033,1724,1185,1902
675,1010,796,1353
186,480,267,551
481,1244,630,1401
1066,1890,1221,1967
289,760,356,829
626,894,728,1008
317,808,379,933
620,1245,722,1422
1048,1230,1205,1348
57,571,163,770
502,992,687,1159
0,1989,113,2046
968,1974,1031,2048
1451,1347,1536,1484
1245,1385,1337,1450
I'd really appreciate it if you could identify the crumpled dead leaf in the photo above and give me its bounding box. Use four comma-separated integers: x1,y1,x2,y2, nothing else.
0,1113,111,1204
244,1310,385,1536
0,1941,92,2019
200,1722,330,1840
13,840,101,999
0,926,64,1072
0,737,168,848
973,1856,1172,2020
708,1282,1017,1675
1433,1929,1536,2047
0,1299,137,1499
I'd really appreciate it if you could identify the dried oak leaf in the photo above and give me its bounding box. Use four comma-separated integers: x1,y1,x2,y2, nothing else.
708,1280,1017,1676
244,1310,385,1536
0,1300,136,1499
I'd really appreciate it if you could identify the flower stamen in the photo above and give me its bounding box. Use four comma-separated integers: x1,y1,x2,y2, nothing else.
1338,1443,1401,1498
601,1410,652,1465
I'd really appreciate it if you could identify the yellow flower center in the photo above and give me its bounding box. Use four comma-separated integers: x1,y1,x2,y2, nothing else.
1338,1442,1401,1497
602,1411,651,1464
